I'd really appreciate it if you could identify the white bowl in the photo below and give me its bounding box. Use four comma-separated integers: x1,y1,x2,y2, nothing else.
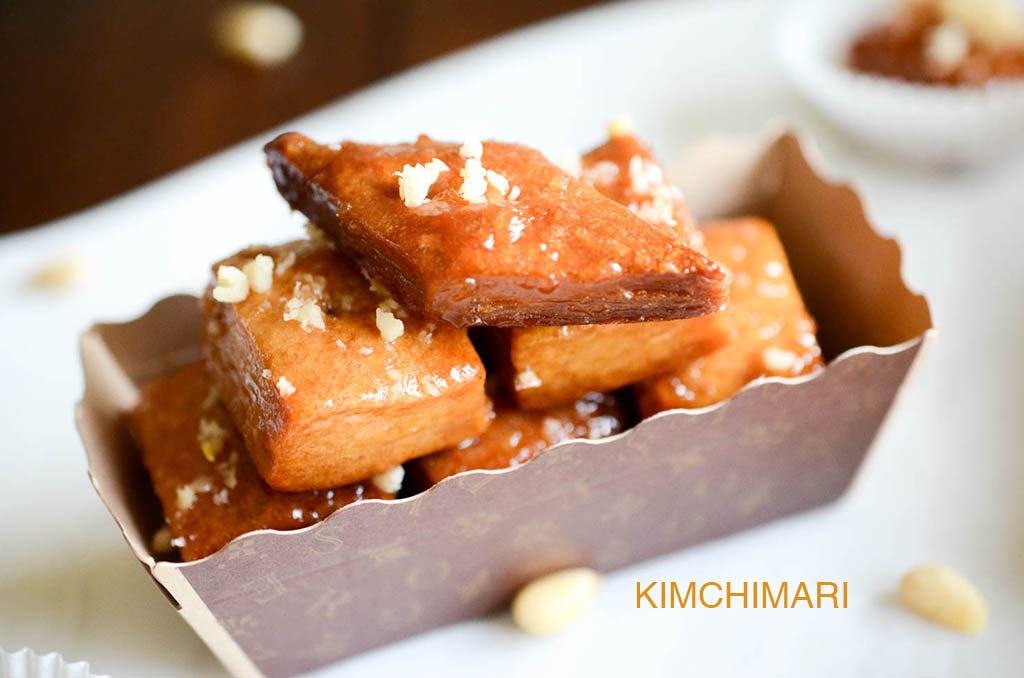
777,0,1024,168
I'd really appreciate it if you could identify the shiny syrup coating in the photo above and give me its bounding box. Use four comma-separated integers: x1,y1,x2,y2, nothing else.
264,133,728,327
580,133,701,248
411,391,627,487
636,217,823,416
202,239,491,491
129,363,391,562
493,134,730,410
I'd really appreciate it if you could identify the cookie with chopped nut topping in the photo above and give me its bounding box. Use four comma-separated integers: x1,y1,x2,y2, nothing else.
129,363,391,561
202,239,491,491
264,132,728,327
486,134,731,410
636,218,823,415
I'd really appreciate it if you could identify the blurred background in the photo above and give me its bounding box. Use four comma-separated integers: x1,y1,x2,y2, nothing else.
0,0,608,234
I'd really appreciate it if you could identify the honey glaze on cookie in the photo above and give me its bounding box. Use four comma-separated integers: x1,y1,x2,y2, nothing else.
130,363,392,561
264,133,728,327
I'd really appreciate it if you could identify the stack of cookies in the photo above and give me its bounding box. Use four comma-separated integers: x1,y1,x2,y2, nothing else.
131,125,822,561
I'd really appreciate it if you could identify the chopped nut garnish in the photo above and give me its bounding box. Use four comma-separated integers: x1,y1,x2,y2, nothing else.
376,307,405,342
628,155,664,194
217,451,239,489
486,169,510,196
459,139,483,159
762,347,798,373
459,157,488,204
176,484,197,511
556,152,582,177
197,417,229,462
276,376,296,396
242,253,275,293
515,367,543,391
764,261,784,278
212,265,249,303
371,465,405,494
395,158,449,208
274,250,296,275
508,216,526,242
200,385,220,411
582,160,620,185
606,113,634,138
283,296,325,331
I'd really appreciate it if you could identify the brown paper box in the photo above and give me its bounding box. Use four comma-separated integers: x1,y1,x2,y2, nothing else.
75,131,933,678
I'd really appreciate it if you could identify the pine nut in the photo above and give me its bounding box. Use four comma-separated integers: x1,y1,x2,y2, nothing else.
899,564,987,634
511,567,600,634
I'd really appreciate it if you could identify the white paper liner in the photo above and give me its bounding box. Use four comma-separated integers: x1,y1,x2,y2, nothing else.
0,649,110,678
777,0,1024,168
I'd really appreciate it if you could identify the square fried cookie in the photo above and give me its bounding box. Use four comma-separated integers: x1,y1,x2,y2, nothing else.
487,134,729,410
129,363,392,562
264,132,727,327
410,391,627,488
636,217,824,416
202,239,491,491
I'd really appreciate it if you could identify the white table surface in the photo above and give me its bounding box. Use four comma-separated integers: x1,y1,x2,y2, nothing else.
1,0,1022,675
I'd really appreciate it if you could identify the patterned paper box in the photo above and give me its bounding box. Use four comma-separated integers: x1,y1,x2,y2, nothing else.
76,131,933,678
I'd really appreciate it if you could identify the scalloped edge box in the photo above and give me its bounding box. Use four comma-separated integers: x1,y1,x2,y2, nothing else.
76,131,933,678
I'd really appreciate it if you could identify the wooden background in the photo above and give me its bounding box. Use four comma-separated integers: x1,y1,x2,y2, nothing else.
0,0,604,233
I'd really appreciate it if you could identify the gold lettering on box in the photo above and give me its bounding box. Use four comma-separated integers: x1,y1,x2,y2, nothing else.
217,539,259,567
378,601,422,626
358,537,410,566
605,493,646,525
247,644,279,662
221,615,258,639
458,569,492,603
240,572,287,605
736,485,773,517
448,512,502,539
511,520,561,550
664,451,706,477
302,631,348,661
405,560,452,590
456,473,500,495
307,525,345,555
596,537,631,566
692,478,710,501
305,586,353,619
